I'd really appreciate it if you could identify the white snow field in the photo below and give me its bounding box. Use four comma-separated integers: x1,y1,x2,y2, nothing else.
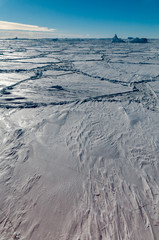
0,38,159,240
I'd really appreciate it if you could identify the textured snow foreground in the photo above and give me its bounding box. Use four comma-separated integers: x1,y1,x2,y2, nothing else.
0,39,159,240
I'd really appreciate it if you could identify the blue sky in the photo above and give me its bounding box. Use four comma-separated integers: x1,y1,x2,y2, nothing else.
0,0,159,38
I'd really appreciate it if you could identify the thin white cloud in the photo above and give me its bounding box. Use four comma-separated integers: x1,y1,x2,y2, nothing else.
0,21,55,32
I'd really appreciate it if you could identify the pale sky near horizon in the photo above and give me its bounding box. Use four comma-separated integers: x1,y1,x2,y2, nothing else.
0,0,159,38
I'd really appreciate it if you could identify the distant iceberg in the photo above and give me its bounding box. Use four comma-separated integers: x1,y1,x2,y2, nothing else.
112,34,125,43
129,37,148,43
11,37,19,40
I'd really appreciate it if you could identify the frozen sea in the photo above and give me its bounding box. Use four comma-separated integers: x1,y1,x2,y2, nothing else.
0,38,159,240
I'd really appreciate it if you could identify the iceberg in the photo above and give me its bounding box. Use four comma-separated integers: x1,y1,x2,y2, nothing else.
112,34,125,43
130,37,148,43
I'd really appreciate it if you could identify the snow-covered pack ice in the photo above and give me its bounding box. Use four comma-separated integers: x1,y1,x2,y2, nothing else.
0,38,159,240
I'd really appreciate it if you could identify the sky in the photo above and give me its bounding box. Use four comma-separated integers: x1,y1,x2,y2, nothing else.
0,0,159,38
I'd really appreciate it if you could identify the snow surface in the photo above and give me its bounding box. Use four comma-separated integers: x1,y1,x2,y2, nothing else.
0,38,159,239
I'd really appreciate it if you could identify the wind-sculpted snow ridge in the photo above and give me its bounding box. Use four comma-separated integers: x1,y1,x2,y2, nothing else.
0,39,159,240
